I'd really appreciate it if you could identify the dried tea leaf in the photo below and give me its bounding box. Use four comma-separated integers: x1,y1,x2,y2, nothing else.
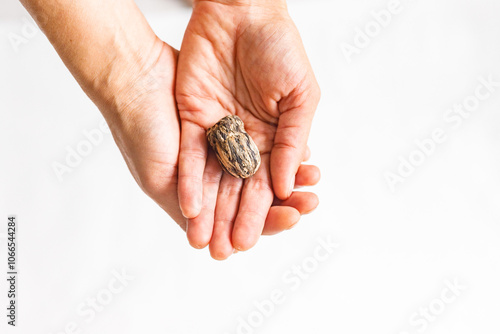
207,115,261,179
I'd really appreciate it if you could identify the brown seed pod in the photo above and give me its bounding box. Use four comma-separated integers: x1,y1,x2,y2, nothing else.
207,115,261,179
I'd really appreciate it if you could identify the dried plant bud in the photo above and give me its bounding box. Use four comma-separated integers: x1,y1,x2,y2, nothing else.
207,115,261,179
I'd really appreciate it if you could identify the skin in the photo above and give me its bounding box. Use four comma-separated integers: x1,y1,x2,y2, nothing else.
177,0,322,253
19,0,321,260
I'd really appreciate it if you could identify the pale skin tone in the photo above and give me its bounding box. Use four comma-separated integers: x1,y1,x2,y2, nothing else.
177,0,321,255
20,0,321,260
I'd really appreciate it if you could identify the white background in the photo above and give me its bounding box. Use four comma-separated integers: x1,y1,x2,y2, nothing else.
1,0,500,333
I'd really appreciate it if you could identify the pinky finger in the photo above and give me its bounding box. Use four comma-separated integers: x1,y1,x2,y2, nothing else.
262,207,301,236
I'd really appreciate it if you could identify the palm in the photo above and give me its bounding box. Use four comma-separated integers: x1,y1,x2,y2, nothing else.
107,42,319,260
177,3,321,255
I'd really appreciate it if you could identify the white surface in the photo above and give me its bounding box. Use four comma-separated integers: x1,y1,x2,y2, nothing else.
1,0,500,333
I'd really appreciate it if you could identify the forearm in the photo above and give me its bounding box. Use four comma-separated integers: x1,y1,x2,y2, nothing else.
19,0,161,112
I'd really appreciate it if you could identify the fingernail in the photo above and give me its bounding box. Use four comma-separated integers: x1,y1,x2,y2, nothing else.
233,248,239,254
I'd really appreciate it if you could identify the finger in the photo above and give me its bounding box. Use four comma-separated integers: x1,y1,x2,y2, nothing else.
272,191,319,215
295,164,321,188
232,154,274,251
261,192,319,236
271,95,319,200
186,151,222,249
178,120,207,219
303,146,311,162
262,206,301,235
209,173,244,260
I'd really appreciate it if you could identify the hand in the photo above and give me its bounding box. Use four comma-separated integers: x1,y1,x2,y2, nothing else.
21,0,320,260
101,41,320,259
176,0,321,254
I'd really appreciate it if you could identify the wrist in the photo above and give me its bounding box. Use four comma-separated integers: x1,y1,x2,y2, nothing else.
82,28,164,118
88,37,165,121
192,0,287,10
68,2,163,115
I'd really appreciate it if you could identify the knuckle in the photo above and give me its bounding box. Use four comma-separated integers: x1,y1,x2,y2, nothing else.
215,218,235,226
203,170,222,184
180,149,206,161
273,140,300,151
179,173,203,184
218,183,242,197
248,178,274,194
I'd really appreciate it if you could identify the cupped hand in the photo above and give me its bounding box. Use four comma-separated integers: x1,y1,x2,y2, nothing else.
21,0,319,260
176,1,321,255
101,41,320,260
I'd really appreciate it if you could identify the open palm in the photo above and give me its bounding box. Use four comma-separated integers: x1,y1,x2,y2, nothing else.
176,2,321,255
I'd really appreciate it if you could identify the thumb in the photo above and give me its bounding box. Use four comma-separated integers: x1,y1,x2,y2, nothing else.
271,90,320,200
